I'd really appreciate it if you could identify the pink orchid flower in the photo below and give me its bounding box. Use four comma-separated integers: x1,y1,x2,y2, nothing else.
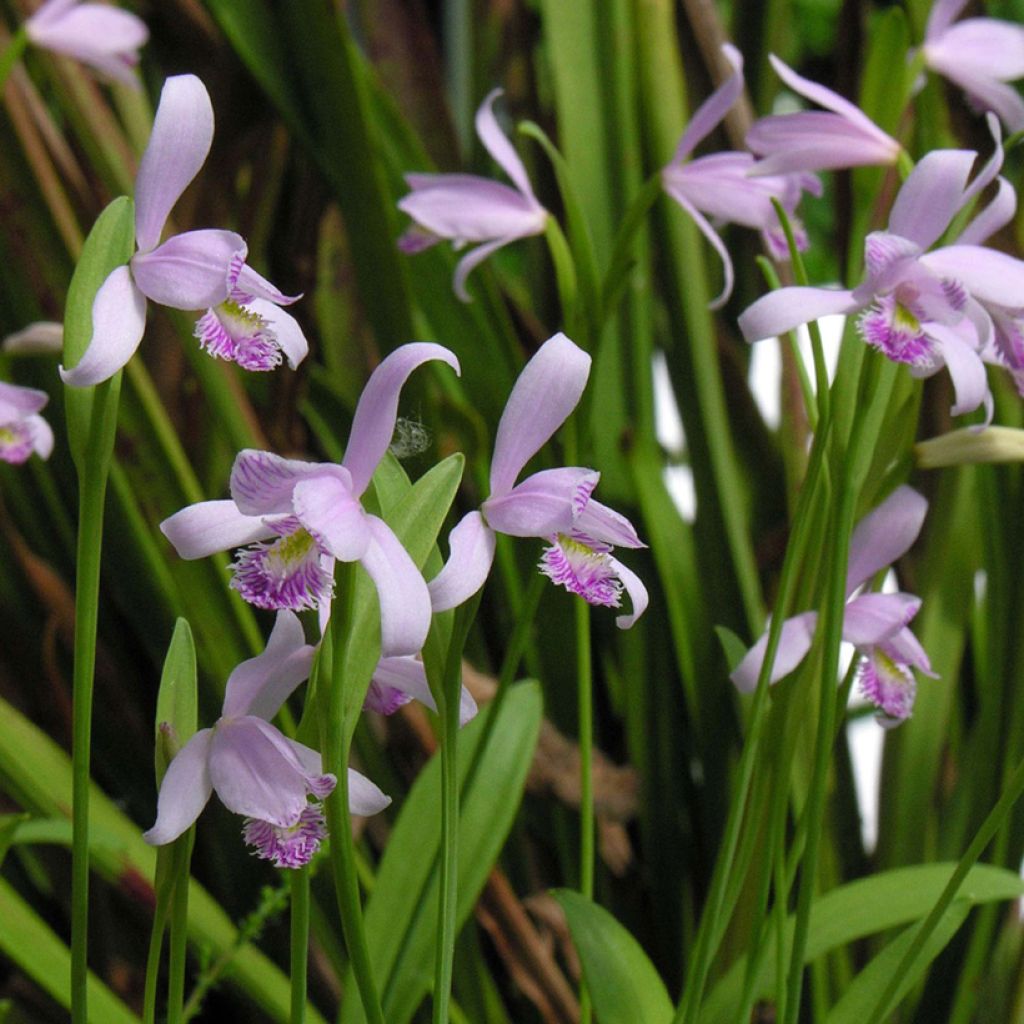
747,55,902,175
144,611,390,867
161,343,460,658
732,487,935,727
740,119,1021,420
60,75,306,388
923,0,1024,133
398,89,548,302
0,380,54,464
427,333,648,629
25,0,147,87
661,44,821,308
364,655,478,726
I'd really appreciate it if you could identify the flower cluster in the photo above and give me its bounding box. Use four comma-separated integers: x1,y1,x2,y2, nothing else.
0,380,53,465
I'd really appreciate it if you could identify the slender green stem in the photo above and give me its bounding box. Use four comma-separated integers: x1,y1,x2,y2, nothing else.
432,597,480,1024
70,379,120,1024
290,867,310,1024
676,418,832,1024
865,751,1024,1022
142,853,173,1024
321,563,385,1024
0,26,28,94
577,597,594,1024
543,216,582,341
166,831,194,1024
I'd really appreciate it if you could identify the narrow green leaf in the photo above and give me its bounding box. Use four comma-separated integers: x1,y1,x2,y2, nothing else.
0,813,28,872
553,890,673,1024
61,196,135,469
154,619,198,785
714,626,749,674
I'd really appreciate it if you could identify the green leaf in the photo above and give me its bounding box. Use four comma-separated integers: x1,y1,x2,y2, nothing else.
0,813,28,872
703,864,1024,1023
154,618,198,785
61,196,135,470
340,681,543,1024
826,904,971,1024
553,890,673,1024
0,877,140,1023
714,625,749,675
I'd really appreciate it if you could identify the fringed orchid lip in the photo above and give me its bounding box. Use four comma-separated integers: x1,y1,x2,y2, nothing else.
242,805,328,869
858,648,918,728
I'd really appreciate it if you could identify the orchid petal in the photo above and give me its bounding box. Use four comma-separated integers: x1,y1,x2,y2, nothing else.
958,115,1005,211
885,627,937,677
926,0,970,42
131,230,244,310
748,112,899,174
930,19,1024,80
931,60,1024,132
845,486,928,594
342,342,460,496
930,323,993,420
370,656,477,724
59,265,147,387
292,472,372,561
842,592,921,646
0,381,48,420
229,449,327,515
26,5,146,85
247,298,308,368
738,285,859,343
26,0,79,31
672,43,744,163
233,264,301,305
667,189,735,309
957,176,1017,245
731,610,819,692
348,768,392,816
922,245,1024,308
209,718,309,826
26,415,55,460
484,467,599,538
608,557,649,629
428,511,498,613
476,89,536,201
135,76,214,253
490,333,591,495
275,737,336,798
573,498,645,548
160,500,276,559
360,515,432,657
3,321,64,355
887,149,977,250
222,610,315,720
143,728,214,845
452,235,522,302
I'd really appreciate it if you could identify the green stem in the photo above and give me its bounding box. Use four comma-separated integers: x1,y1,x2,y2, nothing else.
432,597,480,1024
866,751,1024,1022
70,378,120,1024
577,596,594,1024
166,831,195,1024
290,867,310,1024
321,563,385,1024
142,853,172,1024
0,26,28,94
543,216,581,341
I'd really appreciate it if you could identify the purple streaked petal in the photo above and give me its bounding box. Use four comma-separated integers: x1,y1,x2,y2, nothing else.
926,0,970,42
428,510,497,613
160,499,277,559
399,176,546,243
671,43,744,163
667,189,734,309
957,176,1017,246
229,449,327,515
484,467,599,538
233,263,301,305
747,112,899,174
209,718,309,826
370,655,481,725
738,285,859,343
475,88,536,201
230,528,334,613
842,592,921,646
347,768,392,816
858,648,917,725
887,149,977,250
292,472,371,562
59,265,146,387
247,299,308,369
845,485,928,594
922,244,1024,307
489,332,590,495
730,610,819,692
364,680,414,716
572,498,645,549
222,610,315,720
360,515,432,658
929,323,993,420
0,381,47,420
768,54,899,148
143,728,214,845
342,342,460,497
608,556,648,630
276,737,336,799
242,804,326,868
131,230,245,310
135,76,214,254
